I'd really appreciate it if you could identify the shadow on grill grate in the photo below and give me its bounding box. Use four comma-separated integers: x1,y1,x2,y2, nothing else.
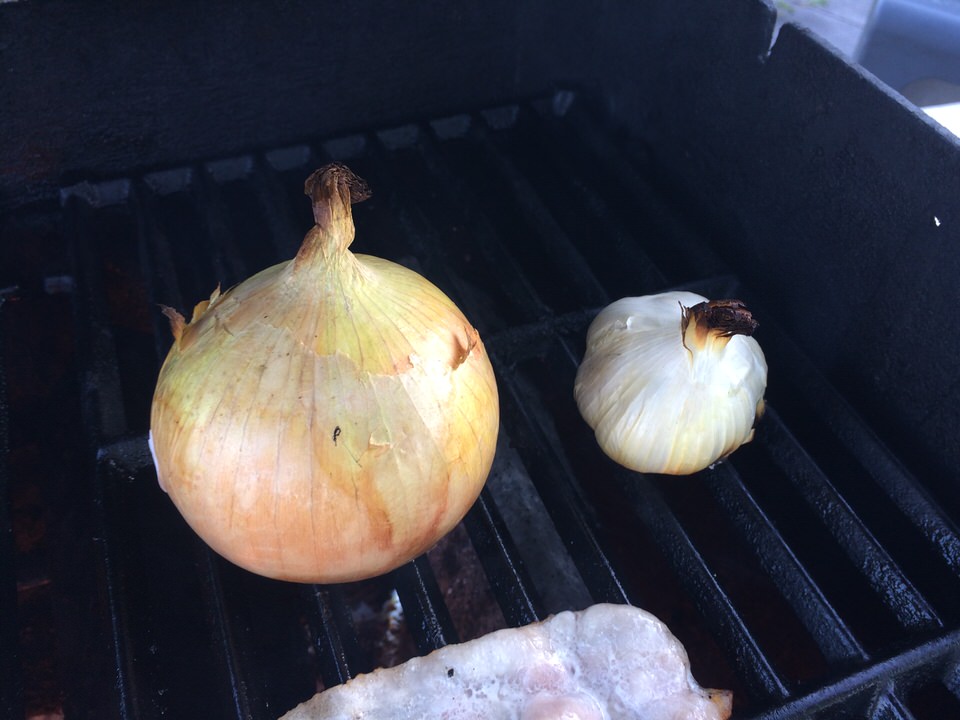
2,92,959,719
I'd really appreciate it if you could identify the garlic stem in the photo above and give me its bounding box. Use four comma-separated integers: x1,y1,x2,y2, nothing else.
681,299,759,356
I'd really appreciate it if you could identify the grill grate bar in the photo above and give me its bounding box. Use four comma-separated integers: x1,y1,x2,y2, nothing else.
0,300,24,719
205,156,304,284
305,585,369,686
391,555,460,653
758,320,960,581
869,689,918,720
70,199,131,440
743,628,960,720
618,472,792,703
489,101,671,299
198,550,256,720
553,98,731,283
193,163,252,290
66,196,142,720
704,462,869,665
462,489,544,626
364,130,505,327
469,118,610,309
133,182,190,365
252,154,313,261
412,123,555,325
92,468,138,720
480,428,596,616
496,368,630,606
759,406,941,631
948,663,960,696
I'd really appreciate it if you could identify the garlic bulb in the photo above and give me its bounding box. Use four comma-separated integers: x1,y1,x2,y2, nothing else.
149,163,499,583
574,291,766,475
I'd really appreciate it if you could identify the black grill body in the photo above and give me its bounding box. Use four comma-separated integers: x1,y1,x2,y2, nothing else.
2,2,959,719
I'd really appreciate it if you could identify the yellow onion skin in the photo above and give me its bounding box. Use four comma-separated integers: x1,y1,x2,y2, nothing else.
150,165,499,583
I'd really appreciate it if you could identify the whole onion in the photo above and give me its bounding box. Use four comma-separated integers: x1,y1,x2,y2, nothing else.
149,163,500,583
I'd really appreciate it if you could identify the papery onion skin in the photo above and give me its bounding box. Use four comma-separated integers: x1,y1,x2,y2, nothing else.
574,291,766,476
149,164,499,583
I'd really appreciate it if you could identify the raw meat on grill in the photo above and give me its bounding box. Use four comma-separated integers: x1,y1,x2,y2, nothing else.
280,603,732,720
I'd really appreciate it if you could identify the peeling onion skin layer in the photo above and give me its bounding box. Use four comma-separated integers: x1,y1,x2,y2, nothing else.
575,291,767,476
280,603,732,720
149,164,499,583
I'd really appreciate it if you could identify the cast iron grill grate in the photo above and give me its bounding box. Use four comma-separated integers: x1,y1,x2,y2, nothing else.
2,92,959,719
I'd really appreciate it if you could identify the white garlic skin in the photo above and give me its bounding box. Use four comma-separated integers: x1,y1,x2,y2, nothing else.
574,291,767,475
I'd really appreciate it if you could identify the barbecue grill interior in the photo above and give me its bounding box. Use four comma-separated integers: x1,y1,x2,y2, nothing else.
2,2,959,719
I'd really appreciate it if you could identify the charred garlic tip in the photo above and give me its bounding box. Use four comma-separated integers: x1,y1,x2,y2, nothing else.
574,291,768,476
681,299,759,354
